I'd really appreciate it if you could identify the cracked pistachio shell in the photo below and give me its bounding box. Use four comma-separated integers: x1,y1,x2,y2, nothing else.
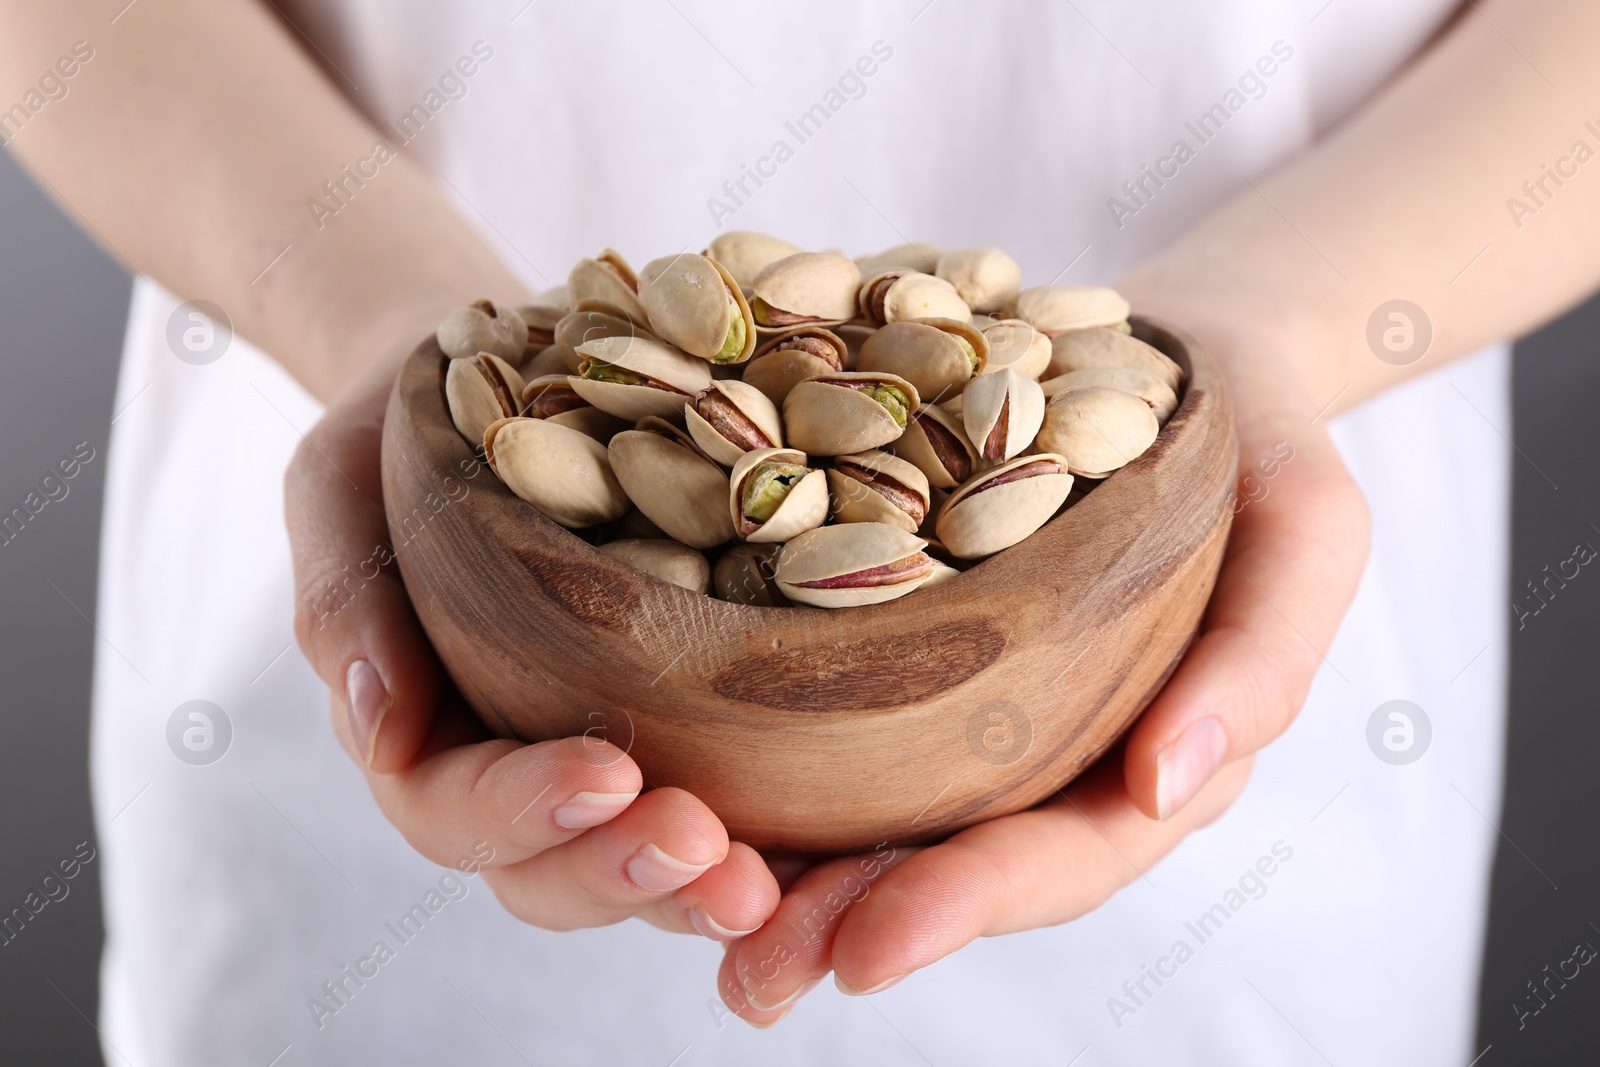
437,300,528,363
935,247,1022,313
961,368,1046,463
712,542,789,606
569,335,712,423
854,242,940,278
514,300,566,349
705,232,805,289
979,319,1052,380
1042,366,1179,423
684,379,784,466
1004,286,1131,337
728,447,828,543
750,252,862,326
936,453,1074,559
521,374,630,443
1045,327,1182,393
919,560,962,588
774,522,935,608
889,403,978,489
1035,387,1160,478
567,249,649,324
483,416,629,528
446,353,526,449
554,301,659,373
606,419,735,548
783,371,920,456
834,322,874,369
858,271,971,327
855,318,987,406
638,254,757,364
826,450,931,533
742,326,848,405
596,538,710,594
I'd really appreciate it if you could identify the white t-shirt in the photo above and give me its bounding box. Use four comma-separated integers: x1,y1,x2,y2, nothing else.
94,2,1508,1063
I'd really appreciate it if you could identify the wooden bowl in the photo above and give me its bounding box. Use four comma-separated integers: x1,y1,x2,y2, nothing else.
382,317,1236,853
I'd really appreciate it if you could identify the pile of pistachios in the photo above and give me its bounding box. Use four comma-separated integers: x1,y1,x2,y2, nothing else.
437,234,1180,608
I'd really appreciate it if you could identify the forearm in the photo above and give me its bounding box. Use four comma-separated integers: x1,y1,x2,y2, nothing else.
0,0,523,402
1122,0,1600,417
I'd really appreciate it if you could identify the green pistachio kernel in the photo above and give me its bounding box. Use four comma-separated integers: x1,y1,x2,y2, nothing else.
716,299,747,363
953,335,979,372
741,461,808,522
578,358,644,385
862,385,910,427
749,297,773,326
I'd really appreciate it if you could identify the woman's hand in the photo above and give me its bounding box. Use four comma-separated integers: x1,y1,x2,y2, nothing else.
287,344,780,939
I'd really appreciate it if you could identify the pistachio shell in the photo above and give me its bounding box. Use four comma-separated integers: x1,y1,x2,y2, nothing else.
569,335,712,423
712,542,789,606
750,252,862,326
854,243,940,278
936,453,1074,559
727,447,828,542
858,271,971,327
684,379,784,466
604,506,668,542
888,404,978,489
523,343,568,379
638,254,757,364
1045,327,1182,392
513,301,566,349
568,249,648,324
1042,366,1179,422
833,322,875,369
826,450,931,533
782,371,920,456
526,284,572,315
919,561,962,588
1005,286,1130,336
554,303,657,373
705,232,805,289
606,422,735,548
1035,387,1160,478
855,318,987,407
446,353,526,448
522,373,630,440
596,538,710,593
961,369,1046,463
935,247,1022,313
979,319,1052,379
742,326,847,404
774,522,934,608
483,416,630,528
437,300,528,362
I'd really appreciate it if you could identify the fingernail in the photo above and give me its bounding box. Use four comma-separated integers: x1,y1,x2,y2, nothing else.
344,659,389,768
835,972,906,997
747,977,820,1012
1155,716,1229,820
625,843,714,894
552,791,637,830
689,907,760,942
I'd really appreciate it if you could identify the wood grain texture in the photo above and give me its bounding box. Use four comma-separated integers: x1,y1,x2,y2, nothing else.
382,317,1237,853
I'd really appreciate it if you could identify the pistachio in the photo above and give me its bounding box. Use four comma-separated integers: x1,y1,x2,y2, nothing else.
684,379,784,466
855,318,987,406
834,322,875,369
705,231,805,290
523,343,568,379
604,507,668,542
1004,285,1130,337
437,300,529,363
606,419,735,548
727,447,829,542
596,538,710,593
1045,326,1182,393
979,319,1052,380
854,242,940,278
919,560,962,588
712,542,789,606
783,371,920,456
1042,366,1179,423
446,353,526,448
638,253,757,364
936,453,1075,558
1035,387,1160,478
961,368,1046,463
521,374,629,442
935,247,1022,313
858,270,971,327
889,403,978,489
567,249,649,324
483,416,630,528
570,335,712,423
774,522,936,608
826,450,931,533
742,326,847,405
513,299,565,352
749,252,862,327
554,301,658,373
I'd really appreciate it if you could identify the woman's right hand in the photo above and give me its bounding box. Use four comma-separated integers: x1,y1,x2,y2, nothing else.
286,341,780,940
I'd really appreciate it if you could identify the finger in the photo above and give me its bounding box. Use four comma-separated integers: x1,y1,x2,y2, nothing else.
288,352,439,773
636,842,782,940
828,757,1251,997
482,787,730,930
1125,411,1369,820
